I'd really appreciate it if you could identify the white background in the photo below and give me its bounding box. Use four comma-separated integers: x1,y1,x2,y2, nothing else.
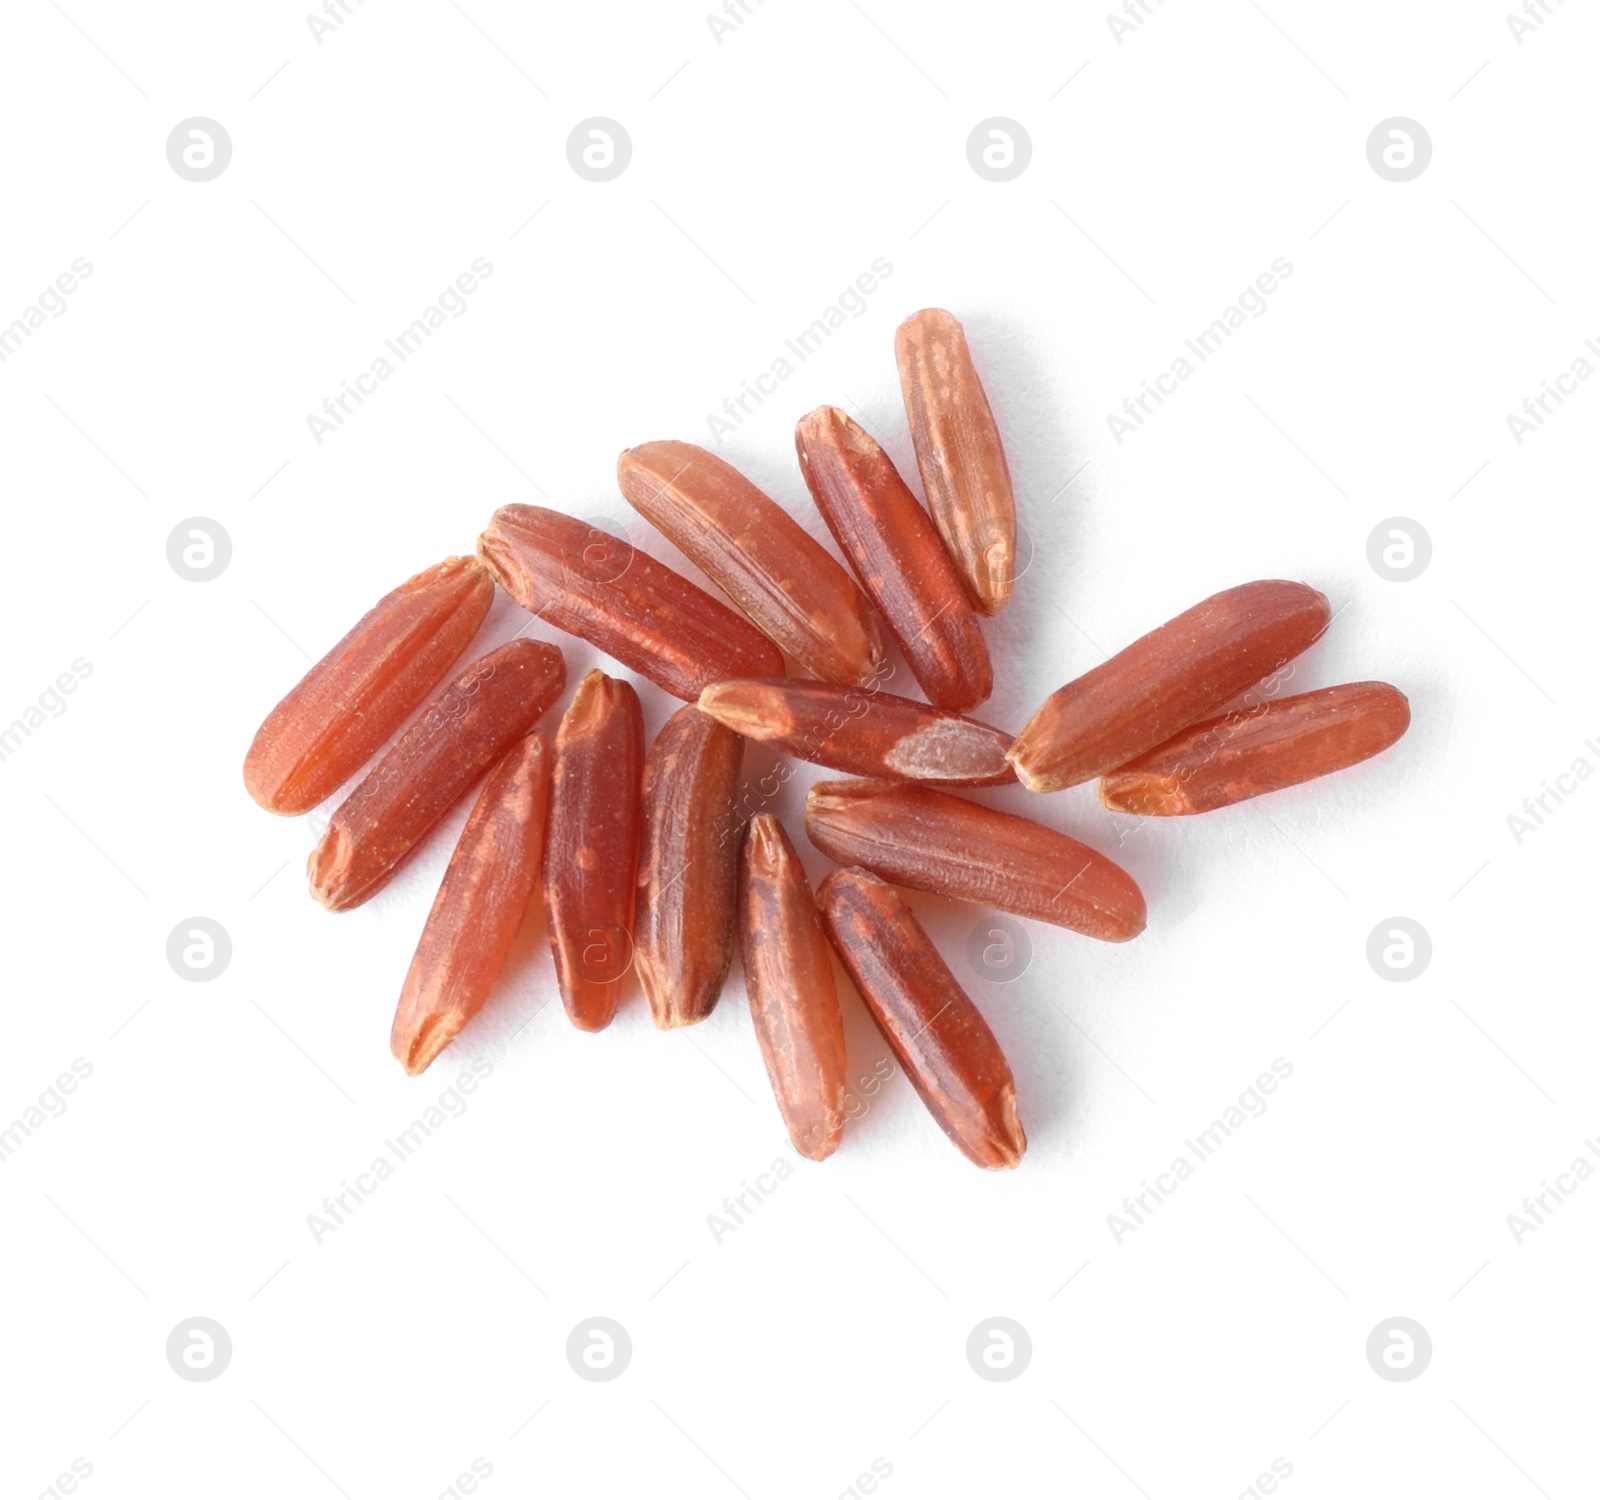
2,1,1596,1496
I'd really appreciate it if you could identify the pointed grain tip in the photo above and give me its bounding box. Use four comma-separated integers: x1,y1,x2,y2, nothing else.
1005,744,1049,792
1097,781,1129,814
393,1009,465,1077
746,812,784,862
975,536,1015,613
697,680,786,740
992,1085,1027,1169
794,1131,840,1164
306,826,351,912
